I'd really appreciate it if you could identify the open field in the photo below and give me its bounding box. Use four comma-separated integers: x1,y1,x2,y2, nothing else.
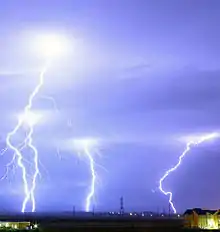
0,214,212,231
0,214,184,231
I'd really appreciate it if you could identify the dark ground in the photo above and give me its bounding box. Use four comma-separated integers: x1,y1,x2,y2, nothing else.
39,217,183,231
0,214,213,231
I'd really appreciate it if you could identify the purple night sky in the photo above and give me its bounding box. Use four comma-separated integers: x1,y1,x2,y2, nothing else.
0,0,220,213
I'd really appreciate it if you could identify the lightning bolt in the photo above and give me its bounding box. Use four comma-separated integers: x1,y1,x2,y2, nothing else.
40,95,59,114
1,142,26,181
4,66,47,212
159,132,219,214
71,139,102,212
84,145,96,212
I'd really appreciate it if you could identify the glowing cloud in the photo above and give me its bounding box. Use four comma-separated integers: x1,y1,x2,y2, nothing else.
33,33,69,59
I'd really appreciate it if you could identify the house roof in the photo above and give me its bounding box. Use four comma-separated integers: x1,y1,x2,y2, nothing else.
184,208,218,215
184,209,194,215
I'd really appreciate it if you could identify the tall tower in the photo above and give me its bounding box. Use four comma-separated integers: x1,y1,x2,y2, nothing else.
120,196,124,214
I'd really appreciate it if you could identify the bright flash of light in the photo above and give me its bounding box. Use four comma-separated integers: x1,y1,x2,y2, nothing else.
5,67,47,212
33,34,69,59
85,146,96,212
19,111,42,127
159,132,219,214
73,138,99,212
3,33,67,212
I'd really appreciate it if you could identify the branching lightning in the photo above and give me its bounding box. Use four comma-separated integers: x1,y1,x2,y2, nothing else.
40,95,59,114
159,132,219,214
1,33,70,212
1,142,26,181
4,66,47,212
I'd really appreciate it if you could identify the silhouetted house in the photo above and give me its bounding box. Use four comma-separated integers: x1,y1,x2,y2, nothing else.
184,208,220,229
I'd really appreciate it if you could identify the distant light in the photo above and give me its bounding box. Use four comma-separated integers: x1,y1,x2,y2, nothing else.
150,214,153,217
206,218,218,229
34,34,68,58
34,224,38,228
73,138,99,149
14,224,18,229
141,213,144,217
5,223,9,228
72,138,100,156
161,214,164,217
129,213,132,216
177,214,180,217
19,111,41,126
180,132,220,144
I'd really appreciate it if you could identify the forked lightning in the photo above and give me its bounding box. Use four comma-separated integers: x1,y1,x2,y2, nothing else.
159,132,219,214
